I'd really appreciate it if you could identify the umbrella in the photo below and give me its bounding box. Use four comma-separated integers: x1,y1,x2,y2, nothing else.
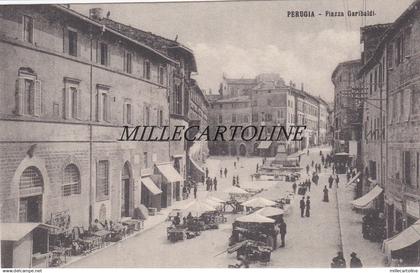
256,207,284,217
236,212,275,223
183,200,216,216
223,186,248,194
241,197,276,208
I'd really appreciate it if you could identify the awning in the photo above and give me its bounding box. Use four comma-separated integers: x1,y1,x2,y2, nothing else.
351,185,383,209
258,141,272,149
383,221,420,257
236,213,275,223
141,177,162,195
156,163,183,183
346,172,361,186
0,223,57,241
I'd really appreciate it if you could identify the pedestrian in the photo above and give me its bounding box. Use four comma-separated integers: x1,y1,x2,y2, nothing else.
350,252,363,268
306,164,310,174
323,186,329,202
213,177,218,191
194,184,198,199
307,178,311,192
292,182,297,194
305,196,311,217
300,197,306,217
328,175,334,189
279,219,287,247
256,163,259,172
234,161,237,169
335,175,340,188
346,171,351,182
224,168,228,178
298,154,301,162
209,179,213,191
237,156,240,162
307,149,309,156
182,185,188,199
220,168,223,178
331,252,346,268
236,175,239,185
205,167,209,178
311,160,314,167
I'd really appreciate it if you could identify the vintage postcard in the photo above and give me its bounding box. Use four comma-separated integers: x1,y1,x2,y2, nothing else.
0,0,419,269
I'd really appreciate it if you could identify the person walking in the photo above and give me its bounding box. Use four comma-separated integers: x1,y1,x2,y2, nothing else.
279,219,287,247
350,252,363,268
328,175,334,189
232,176,236,186
220,168,223,178
331,252,346,268
224,168,228,178
335,175,340,188
307,149,309,156
236,175,239,185
292,182,297,194
305,196,311,217
307,178,311,192
234,161,237,169
193,184,198,199
306,164,310,174
205,167,209,178
300,197,306,217
323,186,329,202
213,177,218,191
209,179,213,191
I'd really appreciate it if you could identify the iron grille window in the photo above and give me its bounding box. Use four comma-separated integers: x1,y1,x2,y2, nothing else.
96,160,109,201
63,164,80,196
20,167,42,189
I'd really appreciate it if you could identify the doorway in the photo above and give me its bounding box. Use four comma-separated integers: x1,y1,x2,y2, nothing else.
121,162,131,217
19,166,43,223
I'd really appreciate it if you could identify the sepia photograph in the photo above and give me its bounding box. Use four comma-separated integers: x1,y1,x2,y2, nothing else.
1,0,420,269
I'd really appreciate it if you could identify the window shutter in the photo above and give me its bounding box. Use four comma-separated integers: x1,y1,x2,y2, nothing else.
77,89,82,120
34,80,42,117
96,91,101,121
63,87,70,119
123,50,126,73
106,93,112,122
63,28,69,54
130,104,134,124
96,40,100,64
107,46,111,67
15,78,25,115
123,103,127,123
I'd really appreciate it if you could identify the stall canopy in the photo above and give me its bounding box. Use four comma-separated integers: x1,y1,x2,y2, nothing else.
140,176,162,195
346,172,361,186
223,186,248,194
351,185,383,209
183,200,216,216
236,213,275,223
208,196,225,204
383,220,420,258
242,197,276,208
258,141,272,149
0,223,56,241
156,163,183,183
256,207,284,217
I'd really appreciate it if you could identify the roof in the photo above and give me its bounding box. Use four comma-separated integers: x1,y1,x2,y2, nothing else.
359,0,420,76
214,95,250,103
224,78,257,85
1,223,57,241
331,59,362,81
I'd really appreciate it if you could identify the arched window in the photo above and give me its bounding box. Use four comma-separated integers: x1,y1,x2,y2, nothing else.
20,167,43,190
63,164,80,196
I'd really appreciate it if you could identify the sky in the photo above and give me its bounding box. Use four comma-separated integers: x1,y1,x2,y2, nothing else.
72,0,415,102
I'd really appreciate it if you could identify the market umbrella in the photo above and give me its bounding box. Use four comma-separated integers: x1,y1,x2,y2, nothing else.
235,212,275,223
208,196,225,203
255,207,284,217
241,197,276,208
182,200,216,216
223,186,248,194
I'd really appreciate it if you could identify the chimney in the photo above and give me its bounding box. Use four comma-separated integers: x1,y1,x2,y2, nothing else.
89,8,103,20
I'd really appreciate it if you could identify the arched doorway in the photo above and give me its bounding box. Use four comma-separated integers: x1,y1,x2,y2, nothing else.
19,167,43,222
121,162,132,217
239,143,247,156
253,143,260,156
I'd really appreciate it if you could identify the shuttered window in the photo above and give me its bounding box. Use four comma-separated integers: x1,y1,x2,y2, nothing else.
96,160,109,201
15,76,41,117
23,15,33,43
144,60,151,79
63,164,80,196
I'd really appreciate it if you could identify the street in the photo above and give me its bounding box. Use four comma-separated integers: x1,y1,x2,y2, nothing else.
68,147,383,268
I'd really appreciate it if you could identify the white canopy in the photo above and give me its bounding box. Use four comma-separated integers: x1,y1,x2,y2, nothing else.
140,177,162,195
351,185,383,209
0,223,56,241
156,163,183,183
256,206,284,217
182,200,216,216
242,197,276,208
383,220,420,258
236,213,275,223
258,141,272,149
204,198,221,208
208,196,225,203
223,186,248,194
346,172,361,186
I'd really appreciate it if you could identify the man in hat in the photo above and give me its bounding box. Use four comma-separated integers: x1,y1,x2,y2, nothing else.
331,251,346,268
279,219,287,247
300,196,306,217
350,252,362,268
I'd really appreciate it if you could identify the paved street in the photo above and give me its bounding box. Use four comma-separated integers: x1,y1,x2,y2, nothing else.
68,147,384,268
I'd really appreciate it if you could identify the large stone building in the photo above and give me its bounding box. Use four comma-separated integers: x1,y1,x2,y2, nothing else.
0,5,202,230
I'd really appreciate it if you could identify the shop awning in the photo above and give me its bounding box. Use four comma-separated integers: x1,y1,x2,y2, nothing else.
351,185,383,209
383,221,420,257
236,212,275,223
0,223,57,241
346,172,361,186
141,177,162,195
156,163,183,183
258,141,272,149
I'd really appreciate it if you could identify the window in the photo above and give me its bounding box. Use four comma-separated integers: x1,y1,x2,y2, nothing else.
20,167,42,190
63,164,80,196
100,43,108,66
15,73,42,117
144,60,151,79
387,44,394,69
102,93,107,121
218,114,222,123
124,52,132,74
396,37,404,65
143,152,148,168
232,113,236,123
144,105,150,125
68,30,78,57
403,151,411,186
24,79,34,115
96,86,111,122
70,87,78,119
96,160,109,201
158,109,163,126
23,15,33,43
123,102,132,124
64,78,81,120
159,66,165,85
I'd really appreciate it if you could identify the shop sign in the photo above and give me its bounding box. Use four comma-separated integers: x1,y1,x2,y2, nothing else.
406,199,420,218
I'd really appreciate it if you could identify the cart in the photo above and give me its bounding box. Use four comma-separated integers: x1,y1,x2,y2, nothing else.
167,226,187,242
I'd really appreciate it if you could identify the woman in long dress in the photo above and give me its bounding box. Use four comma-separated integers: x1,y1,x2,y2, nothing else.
323,186,329,202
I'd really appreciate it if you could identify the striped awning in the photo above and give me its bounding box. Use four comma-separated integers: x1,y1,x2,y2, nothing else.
141,177,162,195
